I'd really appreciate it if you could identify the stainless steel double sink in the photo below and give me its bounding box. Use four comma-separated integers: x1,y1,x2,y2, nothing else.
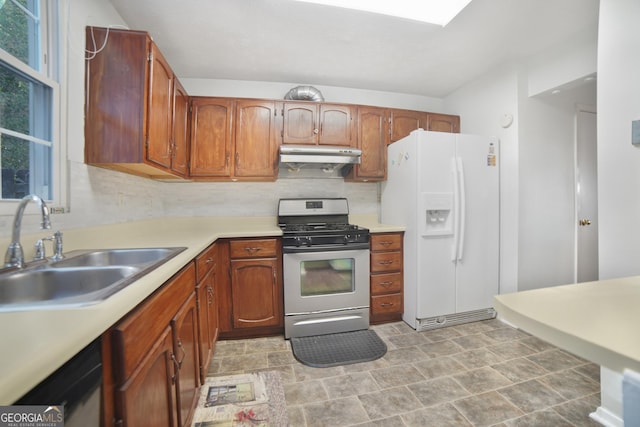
0,247,186,312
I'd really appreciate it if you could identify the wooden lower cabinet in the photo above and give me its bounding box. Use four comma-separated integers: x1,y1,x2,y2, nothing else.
230,258,281,328
195,242,219,383
172,293,200,427
115,326,178,427
218,238,284,338
370,232,404,324
110,263,199,427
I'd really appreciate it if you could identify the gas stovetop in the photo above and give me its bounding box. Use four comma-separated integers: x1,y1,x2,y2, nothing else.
281,223,367,233
278,198,370,251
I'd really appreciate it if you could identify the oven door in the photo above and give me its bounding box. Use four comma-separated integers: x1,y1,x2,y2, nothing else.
283,248,370,315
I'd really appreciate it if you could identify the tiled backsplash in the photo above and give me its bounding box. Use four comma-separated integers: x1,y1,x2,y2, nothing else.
0,162,379,237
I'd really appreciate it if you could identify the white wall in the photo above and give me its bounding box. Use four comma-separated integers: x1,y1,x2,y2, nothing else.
518,80,596,291
597,0,640,280
183,79,445,112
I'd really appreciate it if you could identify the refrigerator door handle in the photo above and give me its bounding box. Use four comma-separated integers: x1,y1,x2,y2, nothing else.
457,157,467,261
451,157,460,262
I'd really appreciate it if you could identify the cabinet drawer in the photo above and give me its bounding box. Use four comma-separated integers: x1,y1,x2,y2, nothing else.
371,272,403,295
229,239,278,259
370,233,403,252
371,294,403,316
196,243,218,282
370,251,402,273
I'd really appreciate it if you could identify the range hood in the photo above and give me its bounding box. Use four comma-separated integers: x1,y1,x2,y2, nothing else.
278,145,361,179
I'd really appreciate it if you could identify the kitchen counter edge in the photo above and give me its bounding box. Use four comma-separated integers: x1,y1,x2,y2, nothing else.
493,276,640,376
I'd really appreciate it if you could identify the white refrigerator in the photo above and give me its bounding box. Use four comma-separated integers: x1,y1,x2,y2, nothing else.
381,130,500,330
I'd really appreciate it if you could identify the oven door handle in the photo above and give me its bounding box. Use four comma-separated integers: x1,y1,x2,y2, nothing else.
282,242,370,253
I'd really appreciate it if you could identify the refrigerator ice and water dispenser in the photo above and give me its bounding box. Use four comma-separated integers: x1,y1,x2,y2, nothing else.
421,192,453,236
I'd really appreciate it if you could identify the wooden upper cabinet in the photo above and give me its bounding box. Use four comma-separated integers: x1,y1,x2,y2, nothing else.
282,102,355,146
172,80,189,176
390,109,428,142
318,104,355,146
346,106,389,182
282,103,316,145
146,43,174,170
189,98,277,181
234,100,278,179
189,97,234,177
427,113,460,133
390,109,461,142
84,26,186,179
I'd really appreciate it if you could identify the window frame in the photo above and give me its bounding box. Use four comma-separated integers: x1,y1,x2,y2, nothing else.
0,0,65,214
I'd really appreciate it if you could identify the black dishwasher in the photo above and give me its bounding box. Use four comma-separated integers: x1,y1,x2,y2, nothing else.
15,338,102,426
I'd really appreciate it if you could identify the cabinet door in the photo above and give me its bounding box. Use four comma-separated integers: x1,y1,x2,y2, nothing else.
427,113,460,133
116,326,178,427
196,269,218,384
318,104,354,146
189,98,234,177
146,43,174,169
171,293,199,427
230,258,282,328
234,100,277,178
282,102,317,145
84,27,148,165
171,79,189,176
350,106,388,181
390,109,428,142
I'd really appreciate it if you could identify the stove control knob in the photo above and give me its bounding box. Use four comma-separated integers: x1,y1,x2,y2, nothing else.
305,236,313,246
294,237,303,247
343,234,351,244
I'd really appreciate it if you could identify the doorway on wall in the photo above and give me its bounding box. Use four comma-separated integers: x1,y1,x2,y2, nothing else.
575,108,598,282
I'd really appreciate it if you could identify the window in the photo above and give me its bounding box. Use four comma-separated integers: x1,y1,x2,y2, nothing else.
0,0,59,203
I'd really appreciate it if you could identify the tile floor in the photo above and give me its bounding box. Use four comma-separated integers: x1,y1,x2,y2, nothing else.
207,319,602,427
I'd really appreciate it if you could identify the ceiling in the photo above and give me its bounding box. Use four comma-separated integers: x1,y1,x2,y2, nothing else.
108,0,599,98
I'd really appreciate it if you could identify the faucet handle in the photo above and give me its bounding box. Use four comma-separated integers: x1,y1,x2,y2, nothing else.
33,231,64,262
51,231,64,261
34,239,46,261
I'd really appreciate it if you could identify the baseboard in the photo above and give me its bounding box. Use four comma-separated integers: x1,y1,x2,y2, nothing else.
416,308,496,331
590,406,623,427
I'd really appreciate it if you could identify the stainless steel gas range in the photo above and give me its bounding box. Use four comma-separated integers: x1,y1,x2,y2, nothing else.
278,198,370,339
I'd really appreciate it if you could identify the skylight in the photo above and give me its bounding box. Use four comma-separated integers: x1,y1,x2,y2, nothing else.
291,0,473,26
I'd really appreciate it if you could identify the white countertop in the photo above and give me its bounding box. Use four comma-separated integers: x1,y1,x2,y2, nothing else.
350,214,405,233
0,215,401,404
494,276,640,375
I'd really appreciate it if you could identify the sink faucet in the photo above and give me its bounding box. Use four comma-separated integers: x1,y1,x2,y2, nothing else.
5,194,52,268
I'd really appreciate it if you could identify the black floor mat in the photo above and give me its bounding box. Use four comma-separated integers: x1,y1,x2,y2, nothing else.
290,329,387,368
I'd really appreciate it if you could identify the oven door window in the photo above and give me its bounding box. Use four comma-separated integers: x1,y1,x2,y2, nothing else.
300,258,354,296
